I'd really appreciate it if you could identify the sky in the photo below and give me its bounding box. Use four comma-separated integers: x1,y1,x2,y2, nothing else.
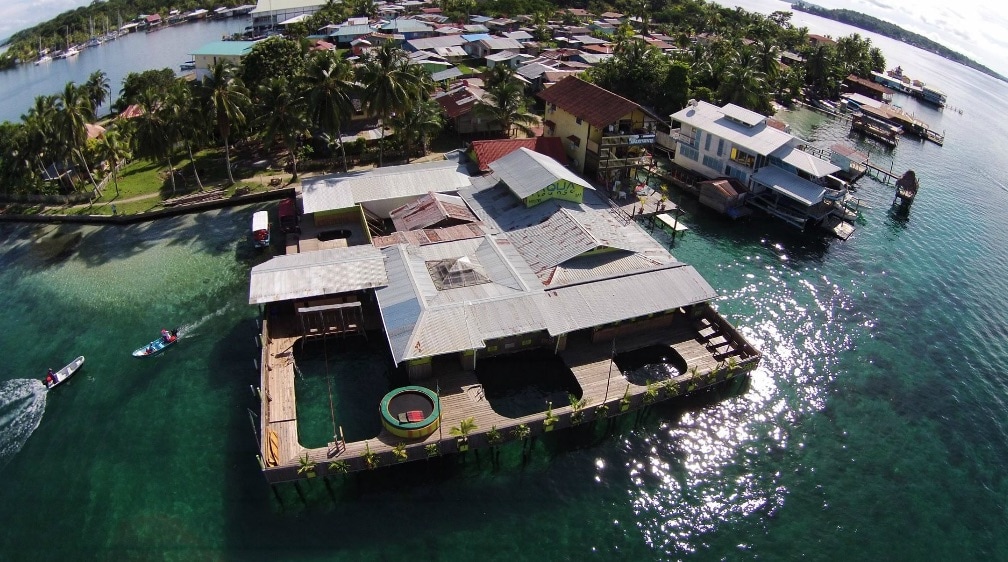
3,0,1008,75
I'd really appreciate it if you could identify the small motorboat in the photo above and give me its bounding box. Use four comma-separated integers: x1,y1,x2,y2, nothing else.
44,356,85,389
132,329,179,357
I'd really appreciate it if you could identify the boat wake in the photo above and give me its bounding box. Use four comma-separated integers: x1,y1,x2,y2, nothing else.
175,304,232,339
0,379,47,469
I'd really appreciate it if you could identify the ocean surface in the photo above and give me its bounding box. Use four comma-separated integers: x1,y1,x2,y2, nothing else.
0,18,247,122
2,11,1008,562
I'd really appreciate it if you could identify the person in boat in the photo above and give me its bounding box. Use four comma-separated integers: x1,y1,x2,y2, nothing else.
161,329,171,343
146,345,154,355
44,372,53,386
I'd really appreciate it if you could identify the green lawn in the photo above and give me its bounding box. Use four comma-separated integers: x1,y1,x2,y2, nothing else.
50,148,279,217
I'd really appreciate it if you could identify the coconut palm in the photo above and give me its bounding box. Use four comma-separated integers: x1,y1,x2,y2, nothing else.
303,51,356,173
55,82,98,192
390,97,442,163
201,61,249,185
172,82,207,191
95,128,130,196
474,68,538,138
84,70,110,115
358,43,413,166
22,95,60,185
255,76,309,182
132,87,182,195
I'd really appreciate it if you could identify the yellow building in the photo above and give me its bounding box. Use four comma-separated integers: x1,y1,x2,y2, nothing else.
538,76,662,184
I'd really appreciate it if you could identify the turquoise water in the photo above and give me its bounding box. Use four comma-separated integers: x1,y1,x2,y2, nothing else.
3,41,1008,562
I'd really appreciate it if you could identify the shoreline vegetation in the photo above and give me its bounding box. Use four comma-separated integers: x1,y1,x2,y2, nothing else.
791,1,1007,82
0,0,960,219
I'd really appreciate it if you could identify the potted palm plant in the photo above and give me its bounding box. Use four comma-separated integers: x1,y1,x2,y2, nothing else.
392,442,408,463
543,401,559,432
425,443,440,459
568,393,588,425
298,453,316,478
327,459,349,475
450,417,477,452
620,384,631,412
363,443,380,470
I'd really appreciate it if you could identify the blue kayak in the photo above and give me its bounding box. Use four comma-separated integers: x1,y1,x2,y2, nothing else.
132,330,179,357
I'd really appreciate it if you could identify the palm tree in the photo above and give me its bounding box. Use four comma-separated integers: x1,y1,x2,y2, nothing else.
22,95,60,185
358,43,413,166
96,128,130,196
303,51,356,173
255,76,309,182
474,68,538,138
84,70,110,116
132,87,182,195
201,61,249,185
55,82,98,193
172,82,207,191
390,97,442,163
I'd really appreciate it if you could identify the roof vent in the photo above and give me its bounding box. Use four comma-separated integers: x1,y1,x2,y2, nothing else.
689,98,697,108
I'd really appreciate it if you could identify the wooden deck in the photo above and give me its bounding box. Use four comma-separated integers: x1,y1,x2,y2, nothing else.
258,306,760,483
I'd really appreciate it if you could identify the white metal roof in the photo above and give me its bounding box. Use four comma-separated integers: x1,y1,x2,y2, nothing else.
489,147,593,199
251,0,326,14
720,103,765,127
301,160,474,214
479,37,523,51
248,246,388,304
751,165,828,207
543,265,718,334
672,100,792,157
770,145,840,178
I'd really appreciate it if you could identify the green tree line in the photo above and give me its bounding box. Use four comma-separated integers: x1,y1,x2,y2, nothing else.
0,37,543,198
791,1,1006,82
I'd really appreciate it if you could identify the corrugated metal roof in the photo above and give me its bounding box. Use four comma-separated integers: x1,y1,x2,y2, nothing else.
248,246,387,304
543,265,717,334
770,145,840,178
751,165,828,207
479,37,523,50
672,100,792,157
489,147,593,199
509,209,598,277
301,160,474,214
251,0,326,13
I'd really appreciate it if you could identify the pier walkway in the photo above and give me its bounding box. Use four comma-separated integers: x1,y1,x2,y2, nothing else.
258,306,759,482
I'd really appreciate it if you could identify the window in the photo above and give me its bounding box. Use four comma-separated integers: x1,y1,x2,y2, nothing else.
576,116,583,125
702,155,722,170
704,133,712,151
730,147,756,169
717,139,724,156
679,145,699,161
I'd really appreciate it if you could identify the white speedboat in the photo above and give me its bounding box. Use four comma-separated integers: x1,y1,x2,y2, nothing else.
44,356,85,389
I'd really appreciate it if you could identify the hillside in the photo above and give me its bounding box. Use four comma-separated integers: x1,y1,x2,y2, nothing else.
791,1,1007,82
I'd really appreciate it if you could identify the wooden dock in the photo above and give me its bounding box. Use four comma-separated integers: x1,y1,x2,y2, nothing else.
257,306,760,483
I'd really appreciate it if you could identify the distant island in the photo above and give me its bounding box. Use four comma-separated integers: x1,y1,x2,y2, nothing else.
791,1,1007,83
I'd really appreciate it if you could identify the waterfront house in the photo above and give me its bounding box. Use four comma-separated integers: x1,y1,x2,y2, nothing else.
842,74,893,103
250,0,327,36
249,152,761,478
191,40,258,81
538,76,662,183
670,99,847,229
